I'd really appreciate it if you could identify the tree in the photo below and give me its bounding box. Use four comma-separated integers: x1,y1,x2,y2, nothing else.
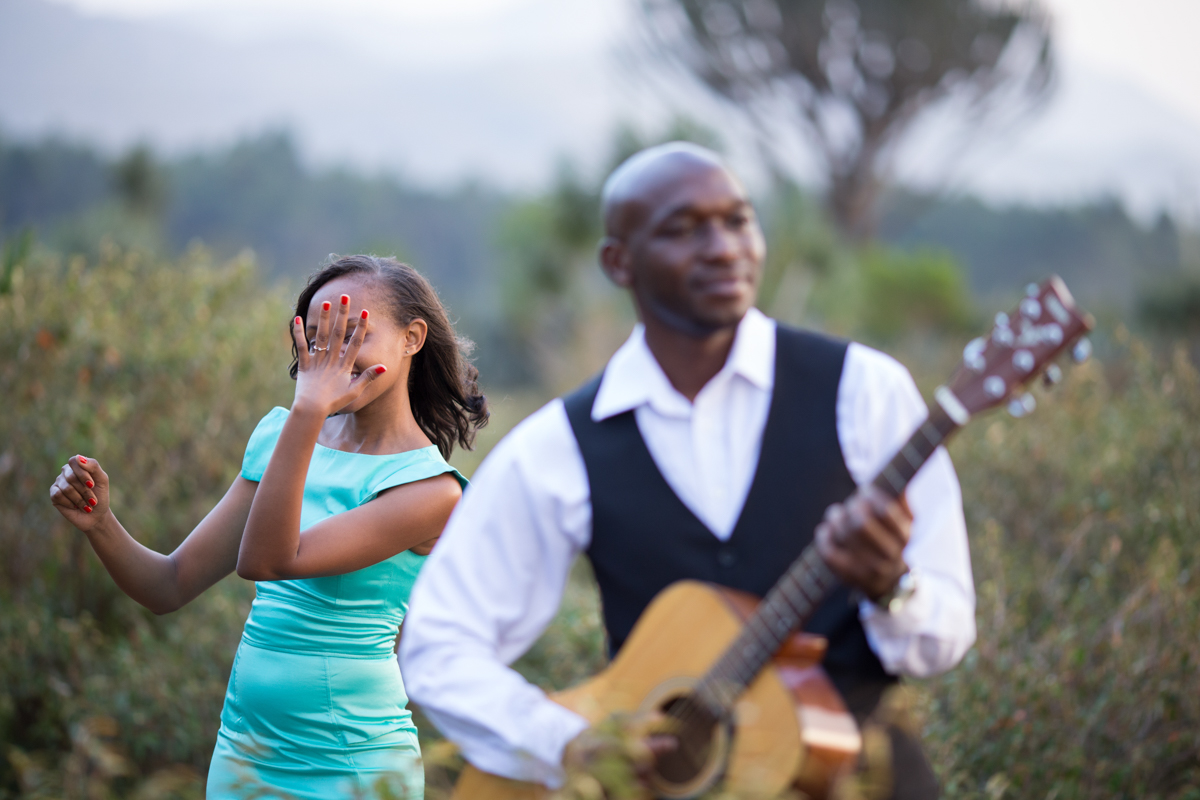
640,0,1054,238
113,145,167,217
496,118,725,388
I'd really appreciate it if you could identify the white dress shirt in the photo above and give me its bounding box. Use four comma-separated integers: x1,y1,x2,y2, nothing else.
400,308,975,788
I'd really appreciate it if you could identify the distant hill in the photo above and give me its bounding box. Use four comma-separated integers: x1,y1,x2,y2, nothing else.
877,192,1183,308
0,131,507,307
3,129,1186,318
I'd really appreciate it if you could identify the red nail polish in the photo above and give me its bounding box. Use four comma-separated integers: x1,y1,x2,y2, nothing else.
341,294,349,305
84,506,92,513
86,480,94,488
295,316,302,326
360,309,368,319
374,366,387,375
88,498,97,507
322,301,331,311
79,456,87,465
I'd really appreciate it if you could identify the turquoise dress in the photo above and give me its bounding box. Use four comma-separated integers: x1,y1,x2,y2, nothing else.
206,407,464,800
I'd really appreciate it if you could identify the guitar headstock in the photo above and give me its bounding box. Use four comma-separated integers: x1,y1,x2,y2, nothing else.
940,276,1094,423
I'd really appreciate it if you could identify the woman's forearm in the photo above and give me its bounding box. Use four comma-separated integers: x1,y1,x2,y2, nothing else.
236,406,324,580
84,511,186,614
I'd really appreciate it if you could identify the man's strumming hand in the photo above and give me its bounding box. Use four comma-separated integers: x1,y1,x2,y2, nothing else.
561,715,677,799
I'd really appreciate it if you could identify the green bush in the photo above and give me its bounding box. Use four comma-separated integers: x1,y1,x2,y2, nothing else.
924,335,1200,799
0,243,293,796
1139,272,1200,333
859,247,976,341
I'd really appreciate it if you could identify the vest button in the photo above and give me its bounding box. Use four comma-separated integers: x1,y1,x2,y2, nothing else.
717,549,737,568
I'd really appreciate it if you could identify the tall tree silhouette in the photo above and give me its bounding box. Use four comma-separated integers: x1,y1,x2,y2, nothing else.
114,145,166,217
641,0,1053,238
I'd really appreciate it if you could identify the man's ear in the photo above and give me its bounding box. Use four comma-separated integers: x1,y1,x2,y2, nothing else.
599,237,633,288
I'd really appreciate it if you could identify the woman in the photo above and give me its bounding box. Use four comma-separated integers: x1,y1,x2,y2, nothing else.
48,255,487,799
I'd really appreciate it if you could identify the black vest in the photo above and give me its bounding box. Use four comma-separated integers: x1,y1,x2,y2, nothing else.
563,325,897,718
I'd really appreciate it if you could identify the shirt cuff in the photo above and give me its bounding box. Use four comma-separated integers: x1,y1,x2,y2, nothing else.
857,579,934,670
461,702,591,789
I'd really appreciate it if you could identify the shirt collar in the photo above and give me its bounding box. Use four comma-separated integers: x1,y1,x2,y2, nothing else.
591,307,776,421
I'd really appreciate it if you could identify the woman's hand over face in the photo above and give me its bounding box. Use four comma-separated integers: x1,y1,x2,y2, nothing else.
49,455,110,532
292,294,387,418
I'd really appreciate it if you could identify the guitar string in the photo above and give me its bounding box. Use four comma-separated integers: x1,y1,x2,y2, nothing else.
668,485,897,753
689,530,840,721
669,551,830,767
671,547,828,745
659,548,841,779
647,410,956,783
709,547,829,701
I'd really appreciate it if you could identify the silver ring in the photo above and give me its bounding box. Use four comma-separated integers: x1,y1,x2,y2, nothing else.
310,344,330,352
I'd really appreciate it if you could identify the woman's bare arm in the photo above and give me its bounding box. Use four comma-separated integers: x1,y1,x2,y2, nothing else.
50,455,257,614
237,471,459,581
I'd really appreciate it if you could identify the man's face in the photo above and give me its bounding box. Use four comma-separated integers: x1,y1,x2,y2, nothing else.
619,163,765,336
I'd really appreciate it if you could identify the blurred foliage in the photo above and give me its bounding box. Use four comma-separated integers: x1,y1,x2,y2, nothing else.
2,128,1192,386
758,180,837,297
781,226,976,347
857,246,975,340
0,243,293,798
113,147,167,219
1,229,33,296
879,193,1183,310
495,118,723,389
0,131,504,310
1139,272,1200,334
0,134,111,230
922,334,1200,798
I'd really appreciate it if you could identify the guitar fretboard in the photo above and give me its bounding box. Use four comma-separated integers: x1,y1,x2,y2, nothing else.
692,403,961,718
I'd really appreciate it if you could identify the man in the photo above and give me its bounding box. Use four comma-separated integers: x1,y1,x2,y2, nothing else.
400,143,975,798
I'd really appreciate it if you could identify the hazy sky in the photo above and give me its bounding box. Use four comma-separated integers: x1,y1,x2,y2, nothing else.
14,0,1200,219
1047,0,1200,129
52,0,629,68
50,0,1200,128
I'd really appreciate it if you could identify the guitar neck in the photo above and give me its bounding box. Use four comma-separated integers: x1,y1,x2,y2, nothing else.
868,401,962,499
694,402,962,718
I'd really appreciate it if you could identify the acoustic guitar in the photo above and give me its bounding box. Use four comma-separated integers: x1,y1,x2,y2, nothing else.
451,276,1094,800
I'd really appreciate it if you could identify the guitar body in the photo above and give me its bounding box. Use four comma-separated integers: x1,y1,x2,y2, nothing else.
451,581,860,800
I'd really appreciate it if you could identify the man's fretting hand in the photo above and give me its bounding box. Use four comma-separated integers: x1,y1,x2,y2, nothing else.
816,486,912,602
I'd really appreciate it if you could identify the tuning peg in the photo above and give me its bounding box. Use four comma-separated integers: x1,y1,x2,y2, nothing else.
963,337,987,371
1072,337,1092,364
1042,363,1063,388
1012,349,1035,373
1007,393,1036,418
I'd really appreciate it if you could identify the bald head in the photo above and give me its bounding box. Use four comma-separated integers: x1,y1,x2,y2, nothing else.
601,142,734,239
596,141,765,340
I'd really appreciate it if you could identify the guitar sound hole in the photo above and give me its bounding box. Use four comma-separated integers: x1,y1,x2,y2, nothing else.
653,695,722,786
